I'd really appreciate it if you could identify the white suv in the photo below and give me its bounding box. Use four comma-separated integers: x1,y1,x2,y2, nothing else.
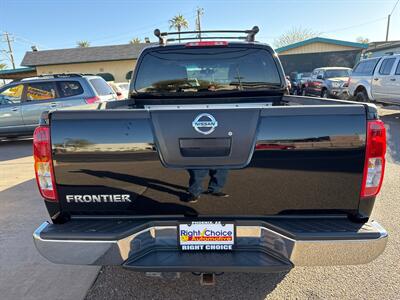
348,54,400,105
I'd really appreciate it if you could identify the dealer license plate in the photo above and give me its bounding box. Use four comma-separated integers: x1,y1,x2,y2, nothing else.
179,221,235,251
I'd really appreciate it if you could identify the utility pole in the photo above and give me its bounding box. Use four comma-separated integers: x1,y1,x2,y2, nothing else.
196,7,204,40
3,32,16,69
386,14,391,41
386,0,399,41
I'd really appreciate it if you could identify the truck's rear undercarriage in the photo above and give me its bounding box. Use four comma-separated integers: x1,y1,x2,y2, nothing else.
34,216,387,271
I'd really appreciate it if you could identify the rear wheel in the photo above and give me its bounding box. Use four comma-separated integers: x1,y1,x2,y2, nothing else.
355,89,370,102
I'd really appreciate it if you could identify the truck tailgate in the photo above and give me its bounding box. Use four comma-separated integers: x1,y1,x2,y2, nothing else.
50,104,366,217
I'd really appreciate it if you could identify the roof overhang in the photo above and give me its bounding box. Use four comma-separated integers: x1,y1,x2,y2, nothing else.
275,37,368,54
0,67,37,80
365,41,400,53
21,43,154,67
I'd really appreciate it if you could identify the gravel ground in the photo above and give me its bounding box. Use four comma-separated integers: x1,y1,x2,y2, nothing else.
85,107,400,300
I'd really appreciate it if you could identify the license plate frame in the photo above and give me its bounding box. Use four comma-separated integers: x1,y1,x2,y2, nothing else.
178,221,235,251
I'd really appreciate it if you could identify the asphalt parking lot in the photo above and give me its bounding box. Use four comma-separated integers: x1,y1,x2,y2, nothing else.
0,106,399,300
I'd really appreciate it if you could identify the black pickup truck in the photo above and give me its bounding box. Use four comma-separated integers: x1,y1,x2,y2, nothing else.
33,27,387,280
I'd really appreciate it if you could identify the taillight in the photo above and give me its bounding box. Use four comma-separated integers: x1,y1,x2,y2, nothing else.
33,126,57,201
85,96,100,104
185,41,228,47
361,120,386,197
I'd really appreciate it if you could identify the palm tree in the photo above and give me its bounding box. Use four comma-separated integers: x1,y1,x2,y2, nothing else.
77,40,90,48
169,14,189,42
130,37,141,44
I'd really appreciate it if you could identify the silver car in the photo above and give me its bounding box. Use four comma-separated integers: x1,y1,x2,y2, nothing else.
348,54,400,105
0,74,117,138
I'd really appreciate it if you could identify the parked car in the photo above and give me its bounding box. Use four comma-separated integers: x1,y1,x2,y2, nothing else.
32,27,387,281
0,74,117,138
109,82,129,100
348,54,400,105
303,67,351,99
289,72,311,95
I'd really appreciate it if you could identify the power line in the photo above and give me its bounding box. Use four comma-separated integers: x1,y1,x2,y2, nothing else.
322,17,386,34
77,8,197,46
258,17,387,43
390,0,399,15
0,49,12,65
2,10,198,51
13,34,49,49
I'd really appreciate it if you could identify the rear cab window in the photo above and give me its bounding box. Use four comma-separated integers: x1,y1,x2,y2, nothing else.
56,81,84,98
89,78,114,96
352,59,379,76
134,46,282,96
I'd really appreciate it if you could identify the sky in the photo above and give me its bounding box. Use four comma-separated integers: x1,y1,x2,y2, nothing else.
1,0,400,67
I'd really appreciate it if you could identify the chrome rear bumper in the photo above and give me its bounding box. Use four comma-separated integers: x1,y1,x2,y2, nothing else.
33,219,387,270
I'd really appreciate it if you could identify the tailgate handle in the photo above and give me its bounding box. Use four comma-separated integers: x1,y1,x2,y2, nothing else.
179,138,231,157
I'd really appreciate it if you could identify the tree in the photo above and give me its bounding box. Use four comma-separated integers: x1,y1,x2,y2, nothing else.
274,27,320,49
130,37,141,44
356,36,370,44
77,40,90,48
169,14,189,42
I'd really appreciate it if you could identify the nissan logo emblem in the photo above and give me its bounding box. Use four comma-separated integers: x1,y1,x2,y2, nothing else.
192,113,218,135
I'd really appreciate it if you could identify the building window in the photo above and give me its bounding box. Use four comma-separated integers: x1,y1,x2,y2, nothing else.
97,73,115,82
126,71,133,80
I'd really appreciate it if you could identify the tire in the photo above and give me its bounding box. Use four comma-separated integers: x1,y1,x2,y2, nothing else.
301,89,306,96
321,89,329,98
355,89,370,102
